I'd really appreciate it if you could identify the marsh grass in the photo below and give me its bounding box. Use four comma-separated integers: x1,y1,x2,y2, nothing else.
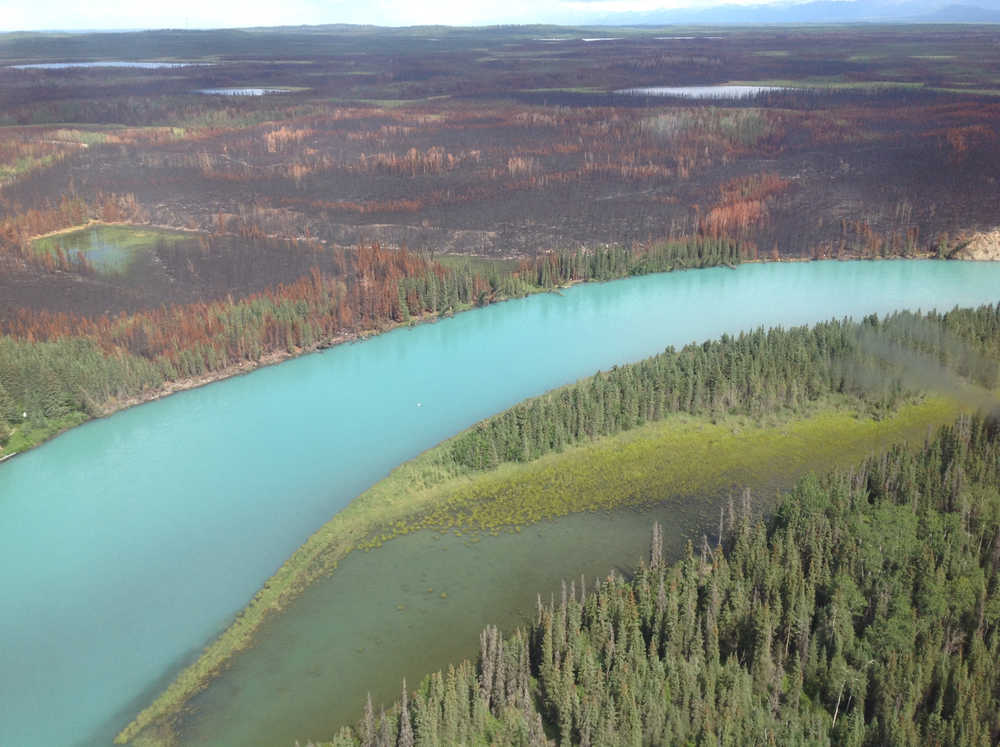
2,411,89,456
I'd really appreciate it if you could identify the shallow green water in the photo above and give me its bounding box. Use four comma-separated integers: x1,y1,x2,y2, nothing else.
180,501,720,746
33,224,189,273
1,260,999,747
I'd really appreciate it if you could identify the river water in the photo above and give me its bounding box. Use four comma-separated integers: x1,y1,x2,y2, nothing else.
2,260,999,746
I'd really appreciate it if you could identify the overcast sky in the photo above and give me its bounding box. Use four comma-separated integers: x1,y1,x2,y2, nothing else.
0,0,807,32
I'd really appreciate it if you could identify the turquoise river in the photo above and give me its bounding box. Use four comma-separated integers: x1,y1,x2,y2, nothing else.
2,260,999,746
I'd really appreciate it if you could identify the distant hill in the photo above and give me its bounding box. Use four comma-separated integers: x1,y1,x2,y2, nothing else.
589,0,1000,25
919,3,1000,21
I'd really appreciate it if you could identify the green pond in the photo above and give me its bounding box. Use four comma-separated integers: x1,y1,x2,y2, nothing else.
1,260,999,747
29,224,343,312
33,224,190,274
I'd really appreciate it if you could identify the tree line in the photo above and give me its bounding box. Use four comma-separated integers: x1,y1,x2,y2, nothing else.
448,305,1000,471
317,411,1000,746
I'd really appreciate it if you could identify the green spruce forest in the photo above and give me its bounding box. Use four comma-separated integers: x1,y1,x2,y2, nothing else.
317,412,1000,746
447,305,1000,473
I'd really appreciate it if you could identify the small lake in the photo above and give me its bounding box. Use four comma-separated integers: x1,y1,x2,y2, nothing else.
2,260,999,746
196,87,295,96
617,85,796,98
9,61,210,69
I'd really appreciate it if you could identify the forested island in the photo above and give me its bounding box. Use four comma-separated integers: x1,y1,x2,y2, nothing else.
1,21,999,747
317,412,1000,746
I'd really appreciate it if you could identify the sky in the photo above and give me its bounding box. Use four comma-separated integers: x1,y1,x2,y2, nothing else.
0,0,834,32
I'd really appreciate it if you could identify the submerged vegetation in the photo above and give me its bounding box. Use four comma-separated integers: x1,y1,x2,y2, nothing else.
117,305,1000,744
320,412,1000,746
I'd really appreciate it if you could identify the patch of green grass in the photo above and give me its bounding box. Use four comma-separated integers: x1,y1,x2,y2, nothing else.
377,395,961,537
726,78,925,90
34,222,192,249
1,411,89,457
930,86,1000,97
432,254,520,273
0,152,61,181
117,393,964,745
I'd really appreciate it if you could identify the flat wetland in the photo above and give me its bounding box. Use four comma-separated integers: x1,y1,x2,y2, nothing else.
12,222,346,315
33,223,191,273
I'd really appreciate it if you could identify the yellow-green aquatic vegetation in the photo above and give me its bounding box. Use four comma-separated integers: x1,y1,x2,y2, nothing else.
326,413,1000,746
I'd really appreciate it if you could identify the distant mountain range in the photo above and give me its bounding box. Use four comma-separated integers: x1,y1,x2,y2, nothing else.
583,1,1000,25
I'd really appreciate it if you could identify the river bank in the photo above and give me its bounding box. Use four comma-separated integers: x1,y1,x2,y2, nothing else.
6,233,998,464
0,303,474,462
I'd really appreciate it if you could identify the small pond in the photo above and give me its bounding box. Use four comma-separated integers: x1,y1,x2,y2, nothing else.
196,87,296,96
33,224,189,274
617,84,796,98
